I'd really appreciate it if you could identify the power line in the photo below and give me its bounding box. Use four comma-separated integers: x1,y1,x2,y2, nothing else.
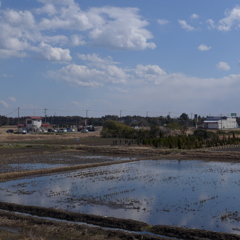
4,108,18,116
0,106,237,118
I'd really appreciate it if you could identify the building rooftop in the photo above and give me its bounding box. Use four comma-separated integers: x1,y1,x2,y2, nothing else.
27,116,43,120
205,116,227,120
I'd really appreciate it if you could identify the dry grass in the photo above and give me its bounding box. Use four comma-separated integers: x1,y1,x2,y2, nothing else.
0,213,142,240
19,238,46,240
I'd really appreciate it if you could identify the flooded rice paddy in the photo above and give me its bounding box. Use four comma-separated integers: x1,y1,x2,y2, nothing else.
0,154,135,173
1,158,240,234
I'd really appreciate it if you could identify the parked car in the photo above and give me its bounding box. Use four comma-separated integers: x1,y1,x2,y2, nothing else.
58,128,67,133
18,128,27,134
87,126,96,132
6,129,14,133
67,128,75,132
78,127,83,132
40,127,47,133
48,129,58,132
81,128,89,133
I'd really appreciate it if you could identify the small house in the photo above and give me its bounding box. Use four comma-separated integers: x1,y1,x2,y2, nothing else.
25,116,43,131
17,116,50,132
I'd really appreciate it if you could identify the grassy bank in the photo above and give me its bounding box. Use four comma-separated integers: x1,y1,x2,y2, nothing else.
0,203,240,240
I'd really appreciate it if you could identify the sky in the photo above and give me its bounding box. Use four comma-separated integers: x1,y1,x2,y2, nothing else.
1,0,240,118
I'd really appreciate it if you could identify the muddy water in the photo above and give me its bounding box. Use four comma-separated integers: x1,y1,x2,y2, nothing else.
0,159,240,234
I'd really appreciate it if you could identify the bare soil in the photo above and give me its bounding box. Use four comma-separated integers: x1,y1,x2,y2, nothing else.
1,127,240,239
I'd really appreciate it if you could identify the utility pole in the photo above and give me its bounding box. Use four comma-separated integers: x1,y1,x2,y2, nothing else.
191,113,193,127
120,110,122,118
85,110,89,126
17,107,19,123
146,111,148,117
220,113,222,129
44,108,47,123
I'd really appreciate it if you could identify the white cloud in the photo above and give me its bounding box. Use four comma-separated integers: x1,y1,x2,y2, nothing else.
216,62,230,71
0,9,34,58
198,44,211,51
88,7,156,50
41,35,68,45
35,3,57,16
47,52,240,116
8,97,16,102
218,6,240,31
0,49,27,58
50,53,128,86
157,19,169,25
3,9,35,29
135,64,166,84
178,20,195,31
37,0,75,5
107,72,240,116
70,101,79,106
108,87,129,93
1,73,12,78
0,100,8,108
102,65,127,84
70,101,88,109
190,14,199,19
79,54,127,84
49,64,104,87
3,37,29,51
36,42,72,61
206,19,215,29
78,53,119,66
51,56,169,87
70,35,86,46
0,2,156,60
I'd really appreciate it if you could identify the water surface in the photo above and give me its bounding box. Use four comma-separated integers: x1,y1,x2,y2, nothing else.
0,159,240,234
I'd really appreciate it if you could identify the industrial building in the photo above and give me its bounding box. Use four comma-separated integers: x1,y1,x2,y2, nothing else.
203,116,238,129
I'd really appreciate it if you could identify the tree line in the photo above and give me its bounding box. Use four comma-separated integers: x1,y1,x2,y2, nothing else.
1,113,240,132
101,120,240,149
0,113,205,127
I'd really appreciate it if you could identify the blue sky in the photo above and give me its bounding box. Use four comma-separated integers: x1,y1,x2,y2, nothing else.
1,0,240,118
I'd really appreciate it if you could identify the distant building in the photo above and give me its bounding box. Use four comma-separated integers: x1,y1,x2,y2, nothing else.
26,116,43,131
17,116,50,132
203,116,238,129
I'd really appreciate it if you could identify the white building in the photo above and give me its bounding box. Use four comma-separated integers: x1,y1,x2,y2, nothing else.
203,116,238,129
25,116,42,131
17,116,50,132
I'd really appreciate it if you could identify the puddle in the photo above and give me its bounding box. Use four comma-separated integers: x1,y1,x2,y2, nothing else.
0,159,240,234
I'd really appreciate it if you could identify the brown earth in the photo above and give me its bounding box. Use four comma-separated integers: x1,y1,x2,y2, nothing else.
1,126,240,239
0,125,102,141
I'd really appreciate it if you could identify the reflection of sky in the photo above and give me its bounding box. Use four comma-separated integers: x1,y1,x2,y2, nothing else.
9,163,67,171
73,155,136,161
1,156,135,173
1,160,240,234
